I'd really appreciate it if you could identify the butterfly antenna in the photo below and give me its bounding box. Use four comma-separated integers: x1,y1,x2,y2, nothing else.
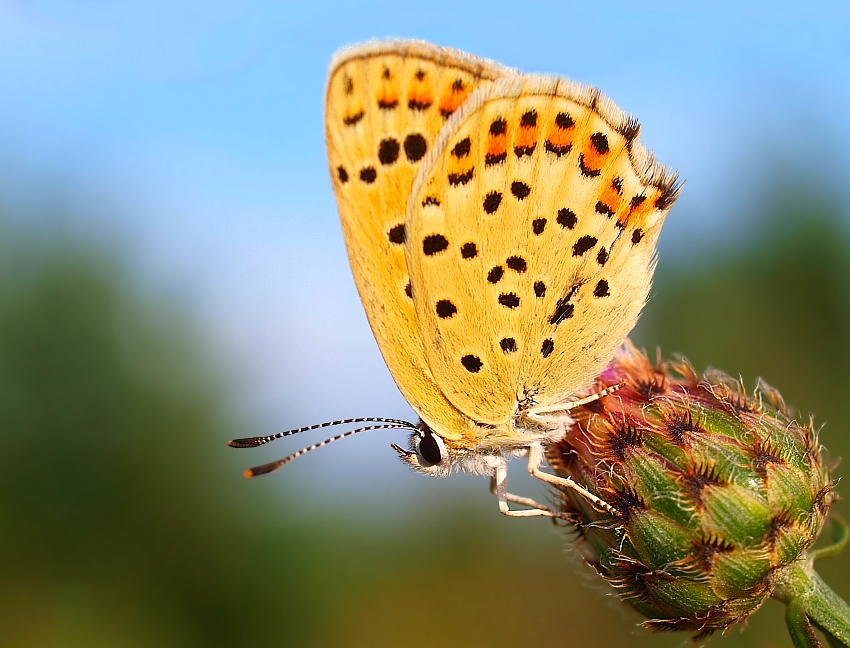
228,417,415,448
243,424,418,477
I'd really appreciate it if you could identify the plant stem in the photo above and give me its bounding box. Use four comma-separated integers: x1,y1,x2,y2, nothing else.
774,557,850,647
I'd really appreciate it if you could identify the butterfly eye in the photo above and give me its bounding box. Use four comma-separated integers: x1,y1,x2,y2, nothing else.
416,428,444,466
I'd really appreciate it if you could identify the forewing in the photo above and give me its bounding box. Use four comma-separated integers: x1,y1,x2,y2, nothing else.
325,40,508,437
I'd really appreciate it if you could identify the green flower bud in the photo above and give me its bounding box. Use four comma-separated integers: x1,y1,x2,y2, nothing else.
547,342,837,638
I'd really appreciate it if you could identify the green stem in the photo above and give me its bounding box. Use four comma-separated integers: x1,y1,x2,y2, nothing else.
810,516,849,562
774,558,850,647
786,597,823,648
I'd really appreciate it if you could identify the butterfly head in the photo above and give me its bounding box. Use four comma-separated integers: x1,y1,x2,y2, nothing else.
391,420,531,477
391,422,456,477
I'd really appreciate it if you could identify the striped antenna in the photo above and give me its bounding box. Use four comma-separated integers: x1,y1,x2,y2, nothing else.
243,424,418,477
228,417,416,448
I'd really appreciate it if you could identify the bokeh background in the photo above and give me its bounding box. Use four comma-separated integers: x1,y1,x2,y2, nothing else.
2,1,849,646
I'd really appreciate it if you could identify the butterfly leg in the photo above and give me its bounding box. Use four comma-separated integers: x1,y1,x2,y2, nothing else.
526,443,618,515
528,382,623,418
490,462,565,518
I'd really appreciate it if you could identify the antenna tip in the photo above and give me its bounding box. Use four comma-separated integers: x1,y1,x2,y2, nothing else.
229,438,261,448
244,469,257,478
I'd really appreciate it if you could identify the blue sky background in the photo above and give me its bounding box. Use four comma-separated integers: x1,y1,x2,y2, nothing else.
2,0,849,513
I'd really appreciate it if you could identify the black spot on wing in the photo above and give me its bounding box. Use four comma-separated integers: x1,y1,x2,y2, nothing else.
511,181,531,199
422,234,449,256
461,355,483,373
436,300,458,318
545,141,571,156
359,167,377,183
343,110,364,126
404,134,427,162
449,168,474,186
485,151,506,166
590,132,610,154
595,201,615,217
498,293,520,309
555,112,575,129
388,224,406,245
572,236,597,257
594,280,610,298
515,144,536,158
483,191,503,214
452,137,471,158
378,138,400,165
506,256,527,273
596,248,609,265
534,281,546,298
557,208,577,229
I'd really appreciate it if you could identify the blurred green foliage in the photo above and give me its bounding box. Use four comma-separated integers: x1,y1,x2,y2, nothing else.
639,190,850,424
0,181,847,647
0,230,330,646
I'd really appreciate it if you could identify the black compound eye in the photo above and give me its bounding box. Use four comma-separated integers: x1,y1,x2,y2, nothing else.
417,430,442,465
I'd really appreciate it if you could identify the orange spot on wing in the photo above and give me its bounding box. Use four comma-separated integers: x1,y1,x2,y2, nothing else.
487,133,506,157
516,126,537,149
546,124,574,149
620,189,659,228
407,81,433,109
581,145,608,173
377,91,399,109
439,85,471,117
597,181,623,217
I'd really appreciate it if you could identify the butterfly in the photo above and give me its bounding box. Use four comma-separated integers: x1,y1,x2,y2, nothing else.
230,39,680,518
